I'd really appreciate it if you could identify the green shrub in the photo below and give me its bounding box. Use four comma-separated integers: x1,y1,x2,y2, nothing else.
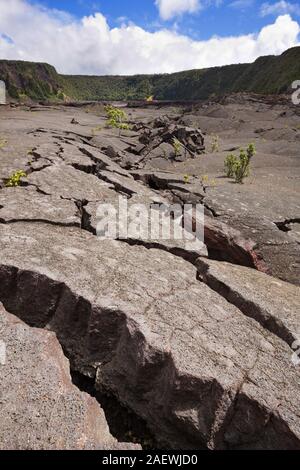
172,138,182,158
105,105,130,135
5,170,26,187
57,89,67,101
224,144,256,183
234,144,255,183
224,154,238,178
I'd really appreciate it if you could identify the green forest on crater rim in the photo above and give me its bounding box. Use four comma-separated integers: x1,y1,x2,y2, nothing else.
0,46,299,102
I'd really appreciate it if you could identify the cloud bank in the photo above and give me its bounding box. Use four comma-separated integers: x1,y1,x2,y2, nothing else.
0,0,299,75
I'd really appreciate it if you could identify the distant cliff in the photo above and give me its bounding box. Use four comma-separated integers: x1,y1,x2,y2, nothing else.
1,46,299,102
0,60,61,100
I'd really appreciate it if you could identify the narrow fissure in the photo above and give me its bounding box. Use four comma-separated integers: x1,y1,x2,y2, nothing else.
196,263,296,349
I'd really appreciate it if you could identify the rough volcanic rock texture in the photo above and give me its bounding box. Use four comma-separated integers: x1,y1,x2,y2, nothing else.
0,223,300,449
137,122,205,163
196,258,300,347
0,101,299,450
0,303,138,450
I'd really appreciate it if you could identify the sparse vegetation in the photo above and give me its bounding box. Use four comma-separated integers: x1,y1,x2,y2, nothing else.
172,138,182,159
200,174,217,188
91,125,102,136
224,154,238,178
210,134,219,153
5,170,27,187
224,143,256,183
234,143,256,183
183,174,190,184
0,138,7,149
105,105,130,135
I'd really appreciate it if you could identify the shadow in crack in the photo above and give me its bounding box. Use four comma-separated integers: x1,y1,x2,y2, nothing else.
71,371,163,450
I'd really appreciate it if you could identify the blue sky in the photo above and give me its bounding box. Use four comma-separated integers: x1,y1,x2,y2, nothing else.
0,0,299,74
29,0,300,39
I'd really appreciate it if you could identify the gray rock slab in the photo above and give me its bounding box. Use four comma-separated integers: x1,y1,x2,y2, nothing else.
196,257,300,347
0,187,80,226
0,223,299,449
26,164,116,202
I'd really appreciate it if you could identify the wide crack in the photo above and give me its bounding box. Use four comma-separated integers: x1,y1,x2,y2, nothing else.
0,264,163,449
0,262,208,449
71,371,160,449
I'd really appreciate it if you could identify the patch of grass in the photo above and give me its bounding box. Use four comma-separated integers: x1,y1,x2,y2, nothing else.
5,170,27,187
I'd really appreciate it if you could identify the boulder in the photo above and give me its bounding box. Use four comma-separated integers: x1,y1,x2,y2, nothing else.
138,123,205,161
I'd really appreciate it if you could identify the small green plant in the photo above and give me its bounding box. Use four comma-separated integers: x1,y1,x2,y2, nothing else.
234,143,256,183
91,125,102,136
105,105,130,135
224,143,256,183
56,89,70,102
5,170,27,187
0,138,7,149
224,154,238,178
211,134,219,153
200,174,217,188
183,174,190,184
172,138,182,158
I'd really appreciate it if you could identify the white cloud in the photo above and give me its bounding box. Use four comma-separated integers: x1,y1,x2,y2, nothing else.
155,0,201,20
261,1,300,17
230,0,254,9
0,1,299,75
